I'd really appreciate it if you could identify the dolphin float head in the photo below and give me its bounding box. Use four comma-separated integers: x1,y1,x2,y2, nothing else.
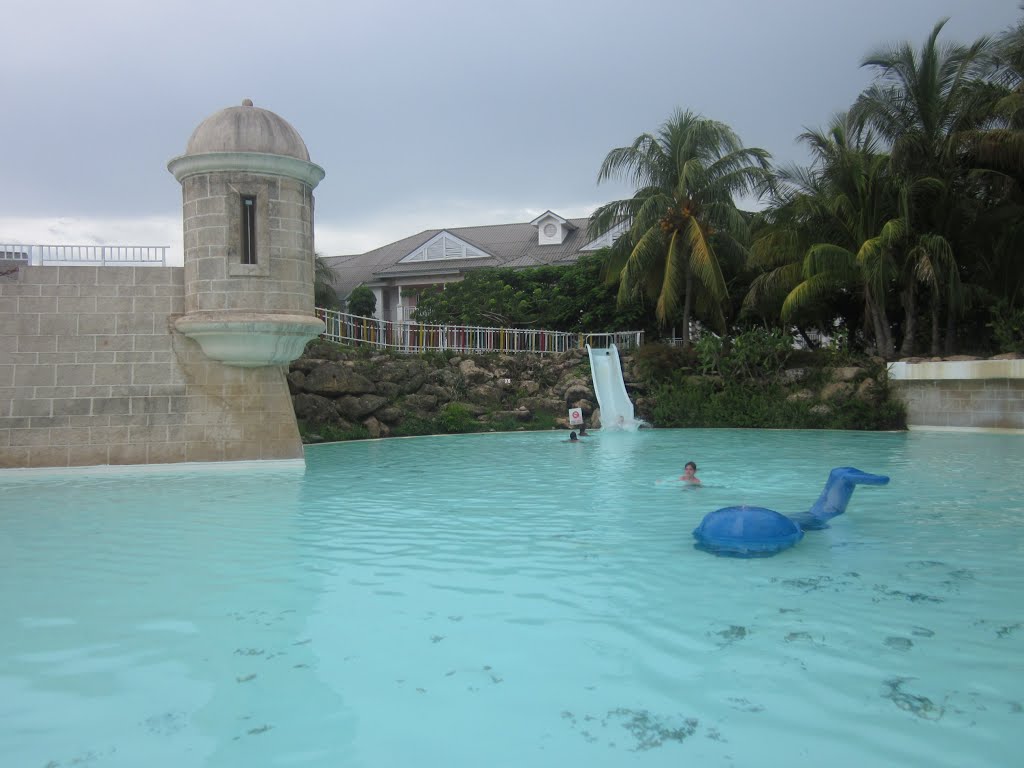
791,466,890,530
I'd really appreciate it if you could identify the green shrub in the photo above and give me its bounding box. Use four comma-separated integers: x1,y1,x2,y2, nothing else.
389,415,441,438
347,285,377,318
649,377,906,430
634,342,695,383
988,299,1024,354
695,328,794,381
439,403,476,433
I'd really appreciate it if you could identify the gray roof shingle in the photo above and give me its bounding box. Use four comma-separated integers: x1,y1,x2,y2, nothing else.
324,217,596,299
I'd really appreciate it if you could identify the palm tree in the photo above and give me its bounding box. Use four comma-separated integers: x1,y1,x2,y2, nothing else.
745,114,904,355
965,6,1024,180
961,7,1024,316
851,18,993,353
778,117,902,357
314,254,340,309
589,110,772,345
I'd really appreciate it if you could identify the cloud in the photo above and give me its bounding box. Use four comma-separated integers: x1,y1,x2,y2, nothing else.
0,216,185,265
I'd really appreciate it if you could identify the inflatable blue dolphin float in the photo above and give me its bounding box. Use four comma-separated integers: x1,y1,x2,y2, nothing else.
692,467,890,558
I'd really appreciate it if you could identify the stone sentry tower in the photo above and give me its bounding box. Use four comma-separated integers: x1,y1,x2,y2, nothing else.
167,99,325,365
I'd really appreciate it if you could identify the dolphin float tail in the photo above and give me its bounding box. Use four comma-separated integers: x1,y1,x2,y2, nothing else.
791,466,890,530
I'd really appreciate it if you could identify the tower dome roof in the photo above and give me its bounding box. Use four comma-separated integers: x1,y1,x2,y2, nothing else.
184,99,310,160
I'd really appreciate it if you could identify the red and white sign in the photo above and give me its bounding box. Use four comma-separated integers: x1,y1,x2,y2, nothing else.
568,407,583,425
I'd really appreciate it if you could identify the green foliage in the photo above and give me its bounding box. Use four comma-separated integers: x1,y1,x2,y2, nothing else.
695,328,793,380
388,415,439,438
591,109,773,342
641,339,905,430
633,342,696,383
987,299,1024,353
347,285,377,318
412,254,656,333
314,256,340,310
649,377,906,430
438,403,476,433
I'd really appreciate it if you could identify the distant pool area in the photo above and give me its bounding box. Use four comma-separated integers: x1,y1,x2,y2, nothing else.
1,429,1021,767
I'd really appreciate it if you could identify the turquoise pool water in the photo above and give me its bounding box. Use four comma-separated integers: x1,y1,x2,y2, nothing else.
1,429,1021,767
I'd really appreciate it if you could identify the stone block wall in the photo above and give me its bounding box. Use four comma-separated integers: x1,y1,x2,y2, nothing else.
0,265,303,468
889,360,1024,431
181,171,314,313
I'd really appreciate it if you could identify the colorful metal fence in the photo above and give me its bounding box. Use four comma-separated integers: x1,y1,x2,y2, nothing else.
315,308,644,354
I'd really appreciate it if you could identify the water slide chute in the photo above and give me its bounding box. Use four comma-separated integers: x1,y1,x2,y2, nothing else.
586,344,639,430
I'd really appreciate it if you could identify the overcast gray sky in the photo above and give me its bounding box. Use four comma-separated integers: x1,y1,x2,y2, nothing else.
1,0,1018,265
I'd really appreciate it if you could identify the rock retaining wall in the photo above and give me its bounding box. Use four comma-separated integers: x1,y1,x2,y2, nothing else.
289,341,608,439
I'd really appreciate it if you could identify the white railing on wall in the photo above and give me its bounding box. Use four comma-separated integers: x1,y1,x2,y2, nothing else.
0,244,168,266
316,308,644,355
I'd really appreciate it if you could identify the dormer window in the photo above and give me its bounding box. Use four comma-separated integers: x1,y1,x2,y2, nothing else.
530,210,577,246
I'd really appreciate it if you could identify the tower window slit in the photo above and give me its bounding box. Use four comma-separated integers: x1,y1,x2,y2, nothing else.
241,195,257,264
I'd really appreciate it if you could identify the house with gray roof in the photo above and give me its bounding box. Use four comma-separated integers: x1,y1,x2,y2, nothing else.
321,211,626,322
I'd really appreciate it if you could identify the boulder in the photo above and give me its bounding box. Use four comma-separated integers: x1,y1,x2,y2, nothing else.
404,393,438,411
289,357,320,374
420,383,453,402
810,404,833,416
820,382,854,401
564,382,594,404
335,394,388,421
519,396,562,414
569,398,595,416
459,359,494,384
856,378,878,401
830,366,861,382
375,406,404,425
378,360,427,391
374,381,400,398
362,416,388,439
303,362,376,397
286,369,306,394
428,368,459,387
292,393,340,423
467,383,502,405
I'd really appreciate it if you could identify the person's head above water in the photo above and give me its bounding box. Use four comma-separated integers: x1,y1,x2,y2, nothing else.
578,425,587,435
685,461,697,472
569,431,578,441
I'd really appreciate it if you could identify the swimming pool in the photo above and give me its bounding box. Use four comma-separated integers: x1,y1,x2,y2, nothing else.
1,429,1021,767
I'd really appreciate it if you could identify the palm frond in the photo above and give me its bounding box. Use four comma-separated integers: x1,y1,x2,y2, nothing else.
781,273,846,322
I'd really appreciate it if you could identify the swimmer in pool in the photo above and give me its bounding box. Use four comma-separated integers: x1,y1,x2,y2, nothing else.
680,461,701,485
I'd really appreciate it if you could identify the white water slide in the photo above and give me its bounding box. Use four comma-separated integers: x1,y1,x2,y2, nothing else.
586,343,640,431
